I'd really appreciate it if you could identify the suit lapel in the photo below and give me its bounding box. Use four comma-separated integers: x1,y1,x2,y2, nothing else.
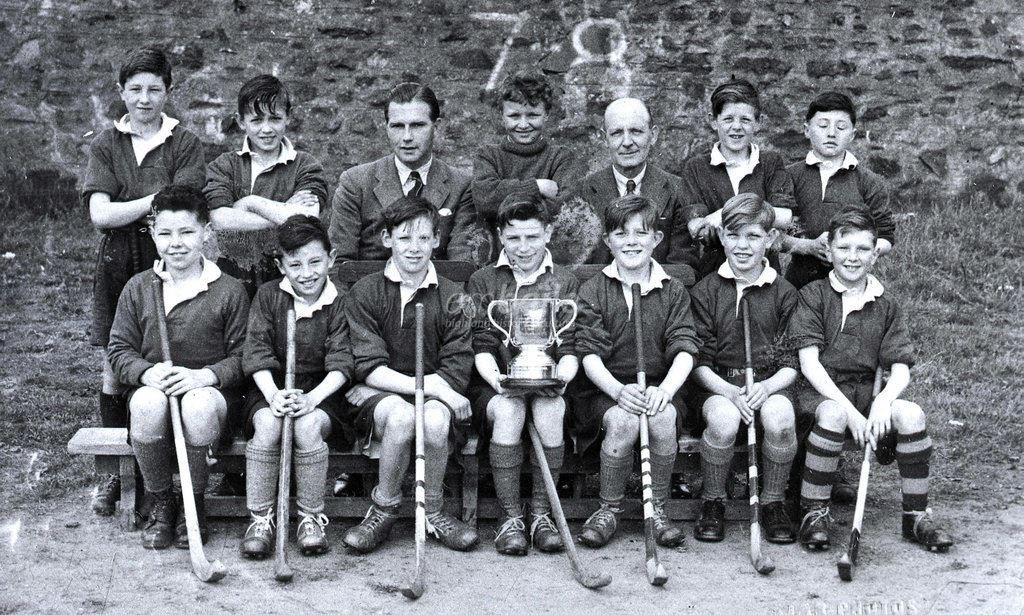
423,159,451,208
373,156,405,209
642,165,670,216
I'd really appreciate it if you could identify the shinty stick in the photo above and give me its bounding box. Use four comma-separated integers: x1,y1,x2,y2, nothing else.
273,308,297,583
742,298,775,576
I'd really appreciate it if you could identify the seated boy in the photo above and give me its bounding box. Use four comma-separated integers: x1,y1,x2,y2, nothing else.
467,190,579,556
83,46,205,514
788,210,953,552
680,79,794,280
342,195,478,553
689,193,800,544
205,74,328,297
782,91,895,289
471,71,581,259
240,215,351,558
574,194,699,548
106,185,250,550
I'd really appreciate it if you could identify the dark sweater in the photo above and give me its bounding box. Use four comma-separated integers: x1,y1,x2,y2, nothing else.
786,159,896,288
678,148,795,220
786,278,914,381
107,270,250,389
576,273,699,382
242,282,353,381
204,149,328,211
346,271,473,392
690,271,799,372
471,139,580,222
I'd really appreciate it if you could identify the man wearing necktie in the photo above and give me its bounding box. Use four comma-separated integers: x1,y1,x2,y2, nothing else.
328,82,475,264
565,97,698,268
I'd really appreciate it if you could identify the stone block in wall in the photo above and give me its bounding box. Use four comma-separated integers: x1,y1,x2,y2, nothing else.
919,149,948,178
940,55,1011,71
807,60,856,78
868,155,901,178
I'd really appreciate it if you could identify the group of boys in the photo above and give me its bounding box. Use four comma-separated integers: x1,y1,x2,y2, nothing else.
83,46,952,570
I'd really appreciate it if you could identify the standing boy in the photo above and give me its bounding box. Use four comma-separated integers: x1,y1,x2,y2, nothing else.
788,210,953,552
783,91,895,290
467,191,579,556
689,193,799,545
574,195,699,548
240,215,351,558
343,196,478,553
106,185,249,550
680,79,794,280
204,74,328,298
83,47,206,515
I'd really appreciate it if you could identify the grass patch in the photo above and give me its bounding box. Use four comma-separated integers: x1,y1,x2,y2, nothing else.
1,199,1021,508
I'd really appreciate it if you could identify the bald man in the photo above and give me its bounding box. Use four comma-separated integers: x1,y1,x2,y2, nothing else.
566,98,698,267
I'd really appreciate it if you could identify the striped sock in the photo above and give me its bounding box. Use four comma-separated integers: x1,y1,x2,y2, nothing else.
700,434,734,501
800,425,845,502
896,430,932,511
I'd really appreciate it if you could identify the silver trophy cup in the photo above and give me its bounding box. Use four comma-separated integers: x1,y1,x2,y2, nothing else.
487,297,578,386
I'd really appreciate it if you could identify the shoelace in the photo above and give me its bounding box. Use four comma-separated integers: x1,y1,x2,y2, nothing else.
361,506,395,532
298,513,329,536
585,505,618,529
909,508,934,536
802,506,832,528
496,515,526,541
530,513,557,539
426,512,459,536
246,508,275,537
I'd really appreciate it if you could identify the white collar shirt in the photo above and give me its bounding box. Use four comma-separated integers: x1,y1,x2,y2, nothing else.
806,150,859,199
153,257,222,314
384,258,439,326
612,164,647,197
395,156,433,196
495,249,555,294
278,277,339,320
237,136,298,191
114,113,179,166
711,142,761,196
716,258,778,316
829,271,885,330
602,259,671,317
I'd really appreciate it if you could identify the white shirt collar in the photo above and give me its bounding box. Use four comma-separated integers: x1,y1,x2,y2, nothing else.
830,271,885,329
711,143,760,196
805,149,858,169
602,259,671,317
384,258,439,326
394,156,433,194
717,258,778,316
278,277,339,320
495,249,554,288
237,135,298,163
114,113,179,166
153,257,221,313
612,164,646,197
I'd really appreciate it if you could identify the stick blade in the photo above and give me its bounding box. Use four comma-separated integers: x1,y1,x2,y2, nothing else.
401,579,425,600
837,554,853,582
646,559,668,586
274,564,294,584
753,555,775,576
194,558,228,584
580,571,613,590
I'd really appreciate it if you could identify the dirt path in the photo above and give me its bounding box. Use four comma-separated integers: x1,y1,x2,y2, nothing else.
3,490,1023,615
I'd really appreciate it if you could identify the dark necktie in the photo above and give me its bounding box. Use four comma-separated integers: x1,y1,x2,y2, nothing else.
409,171,424,197
626,179,636,195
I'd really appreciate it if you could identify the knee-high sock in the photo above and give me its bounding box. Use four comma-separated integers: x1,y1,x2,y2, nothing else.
245,442,280,513
295,444,329,515
490,441,523,516
424,441,449,514
650,452,676,505
800,425,844,505
598,450,632,511
530,444,564,515
185,444,210,494
761,437,797,505
133,437,174,494
896,430,932,512
99,392,127,428
700,434,734,501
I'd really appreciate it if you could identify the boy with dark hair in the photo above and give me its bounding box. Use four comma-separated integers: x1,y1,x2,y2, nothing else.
84,46,206,515
471,71,582,258
574,194,699,548
467,191,579,556
205,74,328,297
679,78,794,280
690,192,800,544
788,210,953,552
106,185,249,550
240,215,351,558
783,91,895,289
342,195,478,553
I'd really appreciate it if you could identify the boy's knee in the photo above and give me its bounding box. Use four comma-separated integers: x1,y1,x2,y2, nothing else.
488,396,525,428
815,401,848,431
603,408,639,445
891,400,926,432
424,401,451,446
532,396,565,416
703,400,740,442
250,409,282,447
380,399,415,441
647,405,677,433
761,398,795,436
129,388,168,442
180,404,221,446
293,412,328,450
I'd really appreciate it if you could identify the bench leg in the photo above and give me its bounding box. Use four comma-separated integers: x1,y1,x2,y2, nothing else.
118,456,139,531
461,455,478,526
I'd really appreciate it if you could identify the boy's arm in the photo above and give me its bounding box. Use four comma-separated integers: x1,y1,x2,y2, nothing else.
861,169,894,255
242,287,280,378
328,171,363,262
202,283,251,389
433,291,475,394
471,148,540,221
309,297,354,406
763,154,795,228
89,192,156,230
659,282,700,397
106,279,156,385
170,131,207,190
798,346,857,413
204,157,277,231
293,154,330,212
583,355,646,414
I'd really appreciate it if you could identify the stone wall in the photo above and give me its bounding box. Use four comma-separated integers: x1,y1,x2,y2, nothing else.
1,0,1021,213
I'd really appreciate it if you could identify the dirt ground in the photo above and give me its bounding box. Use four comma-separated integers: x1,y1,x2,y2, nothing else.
3,486,1023,615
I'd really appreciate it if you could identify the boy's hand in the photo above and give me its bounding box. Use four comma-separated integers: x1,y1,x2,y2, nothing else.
270,389,294,417
287,391,317,418
866,397,893,444
728,385,754,424
847,408,875,450
345,384,378,406
744,382,770,411
536,179,559,198
644,386,671,415
437,389,471,422
286,190,320,215
687,218,710,242
616,383,648,415
162,367,217,397
141,361,173,389
806,232,829,262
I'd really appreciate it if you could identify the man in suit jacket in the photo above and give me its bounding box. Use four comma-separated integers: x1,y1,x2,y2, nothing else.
567,97,698,267
328,82,477,263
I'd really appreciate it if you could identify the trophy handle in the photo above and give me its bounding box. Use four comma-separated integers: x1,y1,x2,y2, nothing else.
487,299,513,346
552,299,578,345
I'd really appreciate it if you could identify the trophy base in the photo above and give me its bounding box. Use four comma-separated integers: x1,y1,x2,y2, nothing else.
500,377,563,390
